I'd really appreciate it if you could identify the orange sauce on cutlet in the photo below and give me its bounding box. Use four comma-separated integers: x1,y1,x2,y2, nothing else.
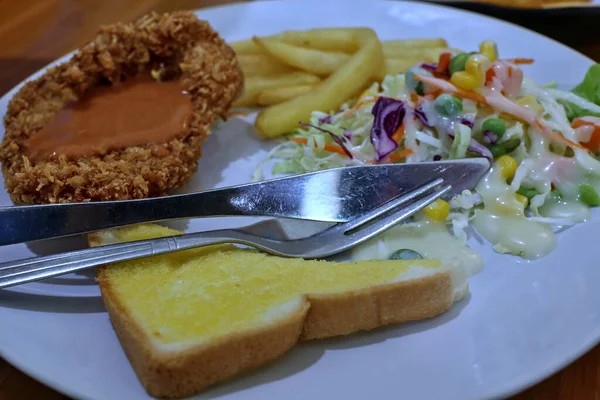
26,74,193,162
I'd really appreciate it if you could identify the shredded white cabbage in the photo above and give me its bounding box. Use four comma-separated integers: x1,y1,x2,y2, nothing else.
256,57,600,260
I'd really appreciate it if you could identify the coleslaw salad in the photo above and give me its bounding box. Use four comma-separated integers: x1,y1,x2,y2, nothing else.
254,40,600,260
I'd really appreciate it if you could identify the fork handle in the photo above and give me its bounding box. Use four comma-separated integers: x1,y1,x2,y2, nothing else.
0,229,281,289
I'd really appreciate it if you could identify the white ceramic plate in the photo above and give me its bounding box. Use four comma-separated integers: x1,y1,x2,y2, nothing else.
1,1,599,399
431,0,600,10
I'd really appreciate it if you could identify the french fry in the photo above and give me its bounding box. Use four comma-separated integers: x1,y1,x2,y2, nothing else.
382,47,453,61
255,28,384,138
276,28,363,53
233,72,322,107
238,54,295,76
229,39,264,55
256,85,316,106
253,37,351,76
382,38,448,49
232,34,449,56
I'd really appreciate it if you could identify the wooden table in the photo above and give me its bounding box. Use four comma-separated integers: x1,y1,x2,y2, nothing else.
0,1,599,399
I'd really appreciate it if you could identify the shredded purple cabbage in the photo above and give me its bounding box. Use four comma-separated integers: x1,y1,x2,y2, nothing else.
482,130,499,145
414,105,431,127
433,154,442,161
343,129,353,140
467,139,493,161
318,115,333,125
460,117,475,129
448,131,493,161
370,97,405,161
298,123,353,158
419,63,438,73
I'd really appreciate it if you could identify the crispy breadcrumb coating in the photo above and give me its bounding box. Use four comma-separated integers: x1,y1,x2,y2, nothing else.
0,11,243,204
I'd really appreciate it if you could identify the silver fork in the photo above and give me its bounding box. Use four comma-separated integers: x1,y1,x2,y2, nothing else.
0,179,451,289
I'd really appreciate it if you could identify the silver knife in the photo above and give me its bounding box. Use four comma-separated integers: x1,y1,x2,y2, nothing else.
0,158,489,246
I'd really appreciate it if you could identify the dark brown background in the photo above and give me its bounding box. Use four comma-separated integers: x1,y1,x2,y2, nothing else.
0,0,599,399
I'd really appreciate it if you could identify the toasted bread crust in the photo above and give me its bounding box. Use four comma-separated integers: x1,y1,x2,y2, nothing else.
90,232,459,398
302,273,453,340
0,11,243,204
98,267,309,398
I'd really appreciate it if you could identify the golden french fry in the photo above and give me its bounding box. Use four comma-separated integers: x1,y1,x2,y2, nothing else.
256,85,316,106
238,54,295,76
229,39,264,55
276,28,363,53
382,38,448,49
233,72,322,107
253,37,351,76
382,47,452,61
232,30,360,55
255,28,384,138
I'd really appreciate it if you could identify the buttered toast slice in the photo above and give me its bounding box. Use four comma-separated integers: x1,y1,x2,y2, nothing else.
90,224,468,399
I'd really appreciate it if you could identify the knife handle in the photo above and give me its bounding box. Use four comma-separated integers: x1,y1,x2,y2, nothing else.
0,189,247,246
0,168,345,246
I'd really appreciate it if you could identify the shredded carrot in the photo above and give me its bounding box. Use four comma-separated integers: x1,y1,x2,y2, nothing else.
290,137,349,157
410,93,419,102
343,96,379,117
388,148,414,162
437,52,452,73
414,73,584,150
535,121,583,149
572,118,600,151
456,88,487,103
503,58,535,65
414,74,487,104
391,123,405,143
486,68,496,83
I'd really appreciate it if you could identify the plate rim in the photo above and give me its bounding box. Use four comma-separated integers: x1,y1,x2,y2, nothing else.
0,1,598,399
437,0,600,10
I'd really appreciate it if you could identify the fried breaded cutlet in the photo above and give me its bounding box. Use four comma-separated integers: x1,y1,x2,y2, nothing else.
0,11,244,204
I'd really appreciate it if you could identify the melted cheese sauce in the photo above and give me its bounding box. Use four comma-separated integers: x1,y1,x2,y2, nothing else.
351,220,483,277
472,167,556,259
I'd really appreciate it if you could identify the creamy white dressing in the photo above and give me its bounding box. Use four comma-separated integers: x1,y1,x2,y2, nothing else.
539,198,591,223
351,220,483,276
472,210,556,259
473,166,557,259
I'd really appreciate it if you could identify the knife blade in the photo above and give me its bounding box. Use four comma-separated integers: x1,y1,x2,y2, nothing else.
0,158,489,246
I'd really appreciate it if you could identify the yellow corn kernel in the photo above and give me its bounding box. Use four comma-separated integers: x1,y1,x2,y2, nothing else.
466,53,492,74
516,95,544,116
515,193,529,209
496,155,518,180
422,199,450,222
479,40,498,62
450,54,488,91
451,72,483,91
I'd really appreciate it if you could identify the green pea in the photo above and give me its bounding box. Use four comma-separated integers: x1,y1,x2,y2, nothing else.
405,67,431,93
490,144,506,158
415,82,425,96
434,94,463,117
482,118,506,138
449,53,470,75
578,184,600,206
503,138,521,153
517,187,538,200
389,249,424,260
